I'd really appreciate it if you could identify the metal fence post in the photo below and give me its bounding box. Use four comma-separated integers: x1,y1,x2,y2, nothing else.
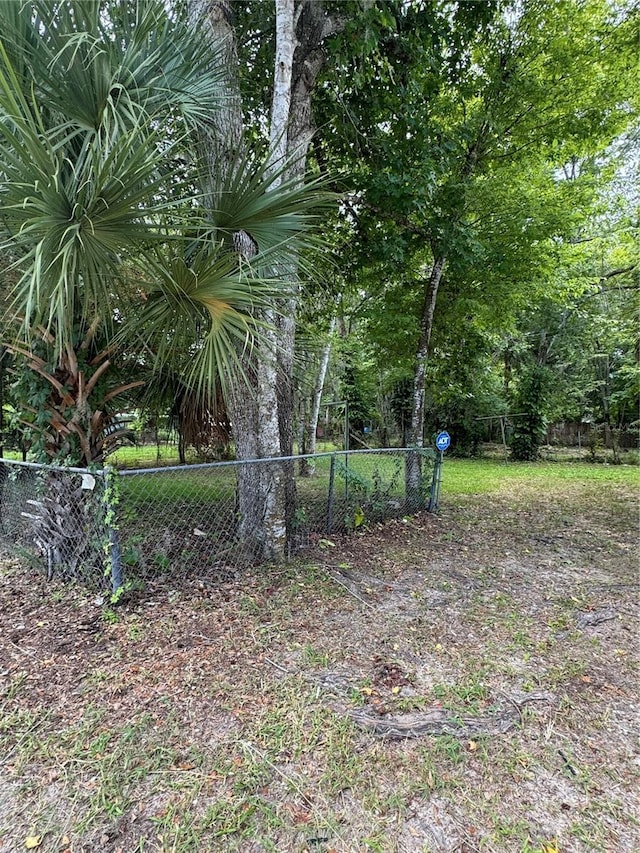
428,452,443,512
344,449,349,506
103,467,123,596
326,453,336,534
0,460,6,533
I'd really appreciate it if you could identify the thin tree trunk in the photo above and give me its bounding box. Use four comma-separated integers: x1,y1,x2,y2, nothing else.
300,315,335,476
408,255,447,448
269,0,296,182
271,1,349,539
406,255,446,508
240,0,296,553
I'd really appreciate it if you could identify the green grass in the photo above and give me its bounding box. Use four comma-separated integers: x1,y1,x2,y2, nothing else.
108,439,347,469
116,454,638,523
116,449,412,509
113,455,637,575
119,466,237,506
442,457,640,496
110,443,183,467
7,441,637,506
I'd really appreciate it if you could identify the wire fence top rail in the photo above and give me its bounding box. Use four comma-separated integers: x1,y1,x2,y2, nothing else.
0,458,99,475
115,446,435,477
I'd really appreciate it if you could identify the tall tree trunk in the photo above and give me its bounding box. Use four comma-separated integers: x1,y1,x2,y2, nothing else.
266,0,298,547
300,315,336,476
405,255,446,508
270,0,342,535
189,0,284,558
408,255,447,448
269,0,296,180
254,0,347,547
190,0,347,558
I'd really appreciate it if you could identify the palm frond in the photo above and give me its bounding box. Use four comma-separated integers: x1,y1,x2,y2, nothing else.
0,0,227,353
0,1,226,135
126,244,283,398
0,0,337,408
209,148,334,255
0,95,180,345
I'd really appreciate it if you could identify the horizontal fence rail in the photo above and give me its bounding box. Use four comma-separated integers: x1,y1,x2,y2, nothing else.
0,448,440,594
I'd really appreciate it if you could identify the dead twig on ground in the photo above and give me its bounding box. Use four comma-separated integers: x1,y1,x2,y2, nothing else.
346,692,555,740
319,565,376,609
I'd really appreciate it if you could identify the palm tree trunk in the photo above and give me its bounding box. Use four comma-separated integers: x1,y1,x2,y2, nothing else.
188,0,244,195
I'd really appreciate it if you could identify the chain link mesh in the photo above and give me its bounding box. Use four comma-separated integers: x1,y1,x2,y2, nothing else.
0,460,113,590
0,449,438,591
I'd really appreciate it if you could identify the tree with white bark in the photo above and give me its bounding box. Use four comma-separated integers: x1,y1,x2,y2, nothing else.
187,0,352,556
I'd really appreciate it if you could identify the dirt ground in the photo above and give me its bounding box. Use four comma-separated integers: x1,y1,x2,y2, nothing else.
1,474,638,852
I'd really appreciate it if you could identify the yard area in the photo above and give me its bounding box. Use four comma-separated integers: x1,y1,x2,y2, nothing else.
1,460,638,852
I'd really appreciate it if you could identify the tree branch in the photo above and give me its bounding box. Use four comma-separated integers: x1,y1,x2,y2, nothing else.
600,265,637,281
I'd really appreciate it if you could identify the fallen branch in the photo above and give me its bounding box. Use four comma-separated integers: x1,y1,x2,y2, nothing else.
558,748,578,776
320,566,376,609
346,692,554,740
576,608,617,628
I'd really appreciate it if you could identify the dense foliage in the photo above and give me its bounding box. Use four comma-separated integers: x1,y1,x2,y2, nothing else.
1,0,638,466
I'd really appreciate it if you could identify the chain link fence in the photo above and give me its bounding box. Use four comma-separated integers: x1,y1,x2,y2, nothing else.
0,460,117,592
0,448,440,594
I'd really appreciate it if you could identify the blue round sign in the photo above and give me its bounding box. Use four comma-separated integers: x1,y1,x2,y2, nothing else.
435,431,451,452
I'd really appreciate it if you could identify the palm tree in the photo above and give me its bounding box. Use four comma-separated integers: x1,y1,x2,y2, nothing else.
0,0,329,572
0,0,325,462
